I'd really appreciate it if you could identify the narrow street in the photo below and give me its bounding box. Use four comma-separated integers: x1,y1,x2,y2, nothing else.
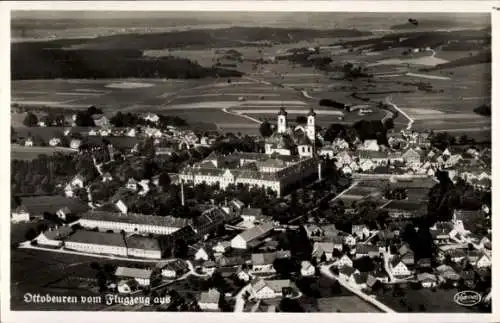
319,264,396,313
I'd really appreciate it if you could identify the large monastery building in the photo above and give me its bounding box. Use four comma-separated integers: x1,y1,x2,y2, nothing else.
180,108,322,197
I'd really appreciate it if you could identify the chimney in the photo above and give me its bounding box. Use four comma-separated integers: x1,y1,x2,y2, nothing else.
108,144,115,162
180,181,185,206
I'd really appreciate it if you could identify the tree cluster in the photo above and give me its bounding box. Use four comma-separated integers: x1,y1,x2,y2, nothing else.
74,106,103,127
12,46,242,80
11,153,77,195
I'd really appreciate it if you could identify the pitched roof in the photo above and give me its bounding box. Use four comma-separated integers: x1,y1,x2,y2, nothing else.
66,230,126,247
357,150,388,159
266,279,293,292
242,208,263,217
80,211,192,228
356,244,379,254
236,222,274,243
313,242,336,254
125,235,161,251
252,253,277,265
354,272,369,284
115,267,152,280
43,226,73,240
199,289,221,304
417,273,437,282
339,266,356,276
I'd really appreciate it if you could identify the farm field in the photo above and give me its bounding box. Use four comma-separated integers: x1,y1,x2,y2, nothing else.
316,296,382,313
11,45,490,138
11,144,78,160
375,288,487,313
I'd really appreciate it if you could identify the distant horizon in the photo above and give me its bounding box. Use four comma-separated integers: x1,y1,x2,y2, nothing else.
11,11,490,34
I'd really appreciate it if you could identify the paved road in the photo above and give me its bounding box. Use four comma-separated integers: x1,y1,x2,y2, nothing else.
385,96,414,131
233,283,253,312
319,264,396,313
221,107,263,125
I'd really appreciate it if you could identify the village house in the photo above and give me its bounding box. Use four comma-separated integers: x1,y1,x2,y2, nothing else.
70,139,82,150
398,244,415,266
117,279,138,294
339,266,359,281
230,222,275,249
126,128,137,137
35,226,73,247
251,278,295,300
11,205,30,223
477,254,491,268
71,175,85,188
102,172,113,183
23,137,34,146
142,112,160,124
49,137,61,147
160,260,189,279
240,208,267,225
333,254,353,268
300,261,316,277
390,258,412,277
126,178,138,191
114,199,128,214
354,243,379,259
212,241,231,255
352,225,370,240
198,288,221,311
401,148,422,166
334,151,353,167
155,146,174,156
452,209,484,233
312,242,338,262
115,267,152,287
195,247,210,261
352,272,369,289
344,234,357,246
417,273,438,288
416,258,432,271
357,150,388,168
358,139,379,151
99,128,111,137
251,253,277,274
236,268,252,282
55,206,73,221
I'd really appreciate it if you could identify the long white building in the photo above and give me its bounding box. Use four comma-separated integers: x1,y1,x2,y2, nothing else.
64,230,162,259
78,211,192,235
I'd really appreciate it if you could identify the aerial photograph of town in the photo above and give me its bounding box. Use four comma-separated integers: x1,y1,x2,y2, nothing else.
9,9,492,314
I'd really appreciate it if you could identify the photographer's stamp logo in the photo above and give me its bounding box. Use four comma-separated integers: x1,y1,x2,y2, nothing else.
453,291,482,307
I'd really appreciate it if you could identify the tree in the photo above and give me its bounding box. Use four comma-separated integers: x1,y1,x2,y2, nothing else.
25,228,37,241
23,112,38,127
159,172,171,191
279,298,304,312
259,121,273,138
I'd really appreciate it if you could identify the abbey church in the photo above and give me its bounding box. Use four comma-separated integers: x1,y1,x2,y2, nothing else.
265,107,319,157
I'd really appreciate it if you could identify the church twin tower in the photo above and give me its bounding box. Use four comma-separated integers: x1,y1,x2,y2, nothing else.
277,106,316,144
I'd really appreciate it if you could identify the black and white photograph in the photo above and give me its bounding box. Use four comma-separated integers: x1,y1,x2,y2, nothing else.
3,1,496,320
